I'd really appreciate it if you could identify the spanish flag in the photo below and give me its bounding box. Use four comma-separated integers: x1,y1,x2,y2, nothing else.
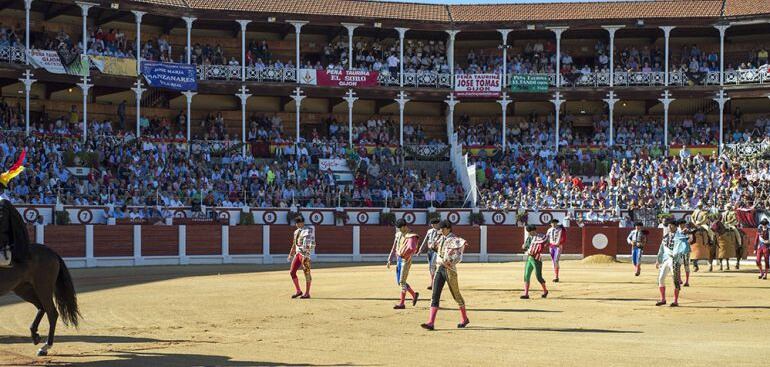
0,149,26,188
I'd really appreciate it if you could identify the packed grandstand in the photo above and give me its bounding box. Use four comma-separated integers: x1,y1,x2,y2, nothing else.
0,0,768,225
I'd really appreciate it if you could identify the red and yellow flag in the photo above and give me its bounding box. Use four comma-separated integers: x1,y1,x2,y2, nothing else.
0,149,26,187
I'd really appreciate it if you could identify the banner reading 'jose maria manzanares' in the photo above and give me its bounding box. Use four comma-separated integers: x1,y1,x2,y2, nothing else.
141,61,197,91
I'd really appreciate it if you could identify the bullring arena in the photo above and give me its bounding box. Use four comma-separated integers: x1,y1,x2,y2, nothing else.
1,0,770,364
3,260,770,366
2,222,770,365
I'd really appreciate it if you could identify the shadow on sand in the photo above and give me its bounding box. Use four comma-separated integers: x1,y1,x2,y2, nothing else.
0,262,377,306
38,351,366,367
439,326,642,334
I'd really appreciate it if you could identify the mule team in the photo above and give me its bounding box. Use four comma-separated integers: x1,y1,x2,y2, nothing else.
685,202,750,273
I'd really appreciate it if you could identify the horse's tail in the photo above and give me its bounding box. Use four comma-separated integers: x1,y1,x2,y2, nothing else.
53,253,81,327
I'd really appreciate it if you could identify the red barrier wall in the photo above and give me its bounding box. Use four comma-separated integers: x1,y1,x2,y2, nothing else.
270,225,295,254
487,227,525,253
229,226,262,254
45,226,86,257
186,225,222,255
94,225,133,257
32,224,765,261
141,226,178,256
360,226,396,254
316,227,353,254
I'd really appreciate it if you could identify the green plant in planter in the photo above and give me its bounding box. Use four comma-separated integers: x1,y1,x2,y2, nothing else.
55,211,71,225
657,212,673,219
287,209,301,223
334,210,348,224
469,212,485,225
427,211,441,224
239,212,255,225
380,212,396,226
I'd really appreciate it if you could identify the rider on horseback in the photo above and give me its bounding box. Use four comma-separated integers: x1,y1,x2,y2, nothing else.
690,201,715,247
0,150,29,268
721,203,743,244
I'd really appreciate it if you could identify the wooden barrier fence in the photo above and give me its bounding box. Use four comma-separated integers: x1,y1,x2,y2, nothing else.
27,224,759,268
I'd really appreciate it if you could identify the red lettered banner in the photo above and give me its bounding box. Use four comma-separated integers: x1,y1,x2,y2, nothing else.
318,70,379,87
454,74,501,98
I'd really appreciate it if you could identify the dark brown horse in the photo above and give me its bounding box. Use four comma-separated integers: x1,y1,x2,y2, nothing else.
0,243,80,356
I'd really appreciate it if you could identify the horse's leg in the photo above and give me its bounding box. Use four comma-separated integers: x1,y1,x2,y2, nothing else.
13,283,44,345
30,310,44,345
34,287,58,356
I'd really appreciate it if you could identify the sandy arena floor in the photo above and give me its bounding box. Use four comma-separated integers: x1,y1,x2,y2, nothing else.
1,259,769,366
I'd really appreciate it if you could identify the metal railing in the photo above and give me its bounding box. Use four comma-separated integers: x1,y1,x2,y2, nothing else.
723,141,770,159
4,46,768,89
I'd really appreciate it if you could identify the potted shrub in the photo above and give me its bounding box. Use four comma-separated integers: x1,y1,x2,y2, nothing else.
54,211,71,225
380,212,396,226
239,212,255,225
469,212,485,226
334,208,347,226
426,211,441,224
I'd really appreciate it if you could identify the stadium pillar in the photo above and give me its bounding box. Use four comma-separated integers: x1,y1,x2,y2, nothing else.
21,3,34,139
182,91,196,142
288,21,308,82
132,11,145,75
547,27,568,88
660,26,675,86
342,23,362,70
395,27,409,87
444,93,459,141
76,1,95,143
549,91,564,153
714,24,730,87
131,79,145,137
343,89,358,148
497,93,511,151
77,76,92,143
659,90,674,149
24,0,31,64
713,89,729,152
497,29,511,89
236,85,252,157
395,90,409,147
603,90,619,146
290,87,305,144
447,30,460,85
601,25,624,87
182,17,196,64
237,20,251,82
19,70,35,136
76,2,96,55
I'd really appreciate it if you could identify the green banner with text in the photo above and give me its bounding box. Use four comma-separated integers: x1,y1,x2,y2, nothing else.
509,74,549,92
